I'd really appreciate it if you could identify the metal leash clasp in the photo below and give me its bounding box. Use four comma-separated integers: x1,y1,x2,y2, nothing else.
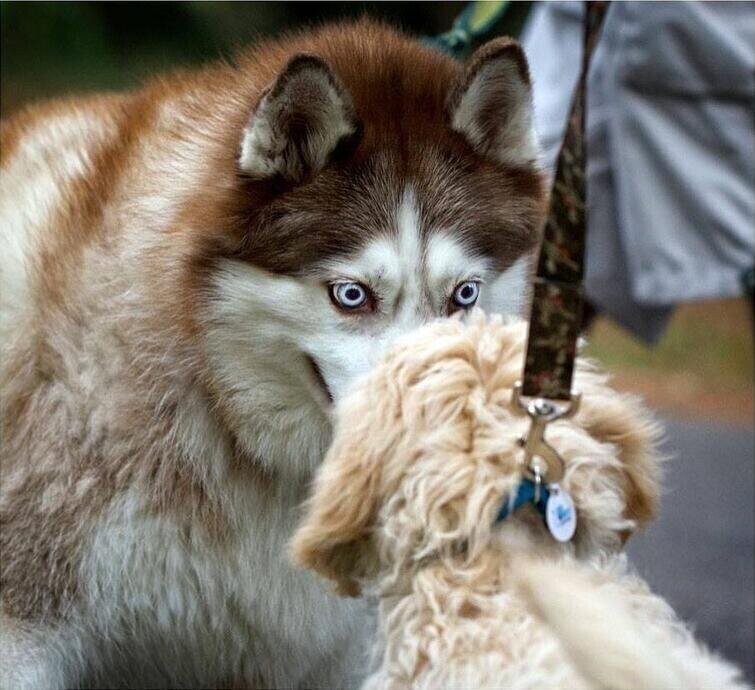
512,382,581,484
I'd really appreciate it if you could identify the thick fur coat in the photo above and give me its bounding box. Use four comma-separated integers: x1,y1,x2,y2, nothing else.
1,20,548,689
292,313,750,690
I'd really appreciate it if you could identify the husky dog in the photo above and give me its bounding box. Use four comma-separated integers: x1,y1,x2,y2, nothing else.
0,20,545,689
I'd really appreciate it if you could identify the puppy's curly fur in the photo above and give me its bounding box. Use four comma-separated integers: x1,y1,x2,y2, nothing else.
292,313,749,689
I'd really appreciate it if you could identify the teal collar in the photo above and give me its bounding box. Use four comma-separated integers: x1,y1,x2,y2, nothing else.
495,479,550,523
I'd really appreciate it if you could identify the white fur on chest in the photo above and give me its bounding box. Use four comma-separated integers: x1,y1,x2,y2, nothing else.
78,487,367,687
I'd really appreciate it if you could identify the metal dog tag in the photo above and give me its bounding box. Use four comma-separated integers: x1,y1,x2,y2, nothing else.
545,485,577,542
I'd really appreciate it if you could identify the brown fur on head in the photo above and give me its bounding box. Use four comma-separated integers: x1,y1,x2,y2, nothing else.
291,312,662,596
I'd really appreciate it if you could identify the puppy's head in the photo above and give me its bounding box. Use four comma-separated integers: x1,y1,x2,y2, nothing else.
291,314,662,596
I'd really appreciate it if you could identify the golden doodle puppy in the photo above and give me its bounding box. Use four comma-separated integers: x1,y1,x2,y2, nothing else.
292,313,749,690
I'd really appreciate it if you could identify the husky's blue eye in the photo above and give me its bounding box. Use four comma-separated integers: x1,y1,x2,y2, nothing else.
331,282,370,310
452,281,480,308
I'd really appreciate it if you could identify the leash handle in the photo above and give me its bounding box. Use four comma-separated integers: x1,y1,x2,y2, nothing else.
521,1,610,401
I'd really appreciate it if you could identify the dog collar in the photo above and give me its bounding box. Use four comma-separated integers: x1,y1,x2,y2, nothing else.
495,478,577,543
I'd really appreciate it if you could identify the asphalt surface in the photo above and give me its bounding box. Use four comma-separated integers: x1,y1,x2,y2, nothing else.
627,417,754,682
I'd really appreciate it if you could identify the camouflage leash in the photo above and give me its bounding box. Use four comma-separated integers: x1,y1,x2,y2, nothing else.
511,3,609,519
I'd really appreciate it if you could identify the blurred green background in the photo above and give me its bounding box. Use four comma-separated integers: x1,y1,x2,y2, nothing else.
0,1,535,115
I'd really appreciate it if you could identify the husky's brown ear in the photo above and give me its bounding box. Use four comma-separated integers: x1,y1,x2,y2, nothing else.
290,435,382,597
448,37,538,167
239,54,360,181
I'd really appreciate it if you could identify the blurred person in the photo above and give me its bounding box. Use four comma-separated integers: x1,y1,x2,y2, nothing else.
522,1,755,341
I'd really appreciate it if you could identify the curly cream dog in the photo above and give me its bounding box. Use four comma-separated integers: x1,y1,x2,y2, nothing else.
292,313,749,690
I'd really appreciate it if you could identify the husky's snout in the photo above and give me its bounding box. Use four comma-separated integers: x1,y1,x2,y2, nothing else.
306,328,412,409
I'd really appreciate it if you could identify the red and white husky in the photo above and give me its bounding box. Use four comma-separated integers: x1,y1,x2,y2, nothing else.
0,20,545,689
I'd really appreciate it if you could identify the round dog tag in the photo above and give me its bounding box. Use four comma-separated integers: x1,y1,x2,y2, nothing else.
545,485,577,542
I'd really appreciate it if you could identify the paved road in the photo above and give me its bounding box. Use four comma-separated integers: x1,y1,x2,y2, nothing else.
627,417,754,682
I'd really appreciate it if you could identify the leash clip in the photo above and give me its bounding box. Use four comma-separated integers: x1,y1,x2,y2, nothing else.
512,382,581,484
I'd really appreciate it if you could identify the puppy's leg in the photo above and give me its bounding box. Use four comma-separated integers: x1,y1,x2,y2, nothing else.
513,556,750,690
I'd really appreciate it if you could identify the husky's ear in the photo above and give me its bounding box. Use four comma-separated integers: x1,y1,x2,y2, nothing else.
448,38,538,167
239,54,360,181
